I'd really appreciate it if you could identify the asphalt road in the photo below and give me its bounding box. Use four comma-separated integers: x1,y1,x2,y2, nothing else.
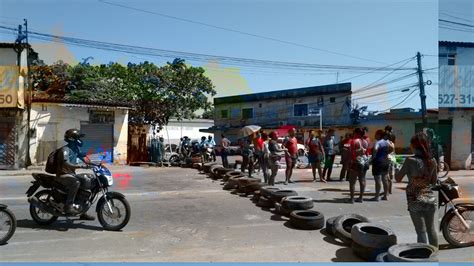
0,160,472,262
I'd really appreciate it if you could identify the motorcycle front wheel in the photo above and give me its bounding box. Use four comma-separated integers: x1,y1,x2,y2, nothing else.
97,195,131,231
442,205,474,247
0,208,16,245
30,190,59,225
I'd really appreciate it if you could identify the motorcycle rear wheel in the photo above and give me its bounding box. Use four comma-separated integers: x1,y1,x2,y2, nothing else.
0,208,16,245
442,205,474,247
97,195,131,231
29,190,59,225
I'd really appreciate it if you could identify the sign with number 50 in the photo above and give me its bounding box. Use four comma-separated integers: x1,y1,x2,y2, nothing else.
0,66,20,108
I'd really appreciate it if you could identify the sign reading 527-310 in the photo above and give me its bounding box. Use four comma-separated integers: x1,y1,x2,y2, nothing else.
0,66,20,108
439,65,474,108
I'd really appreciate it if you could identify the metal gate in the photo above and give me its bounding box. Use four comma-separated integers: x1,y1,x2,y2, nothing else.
80,124,114,163
0,121,15,169
127,124,149,164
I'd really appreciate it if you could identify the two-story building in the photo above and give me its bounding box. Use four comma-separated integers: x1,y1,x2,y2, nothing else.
439,41,474,170
206,82,352,143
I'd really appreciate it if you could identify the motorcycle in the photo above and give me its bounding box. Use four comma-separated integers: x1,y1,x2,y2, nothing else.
26,163,131,231
435,177,474,247
0,204,16,245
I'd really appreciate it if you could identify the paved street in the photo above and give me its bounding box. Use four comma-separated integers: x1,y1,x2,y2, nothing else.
0,159,473,262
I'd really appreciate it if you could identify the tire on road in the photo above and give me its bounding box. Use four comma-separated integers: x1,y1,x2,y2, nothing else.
209,164,224,179
237,177,261,188
375,252,389,262
192,163,202,170
351,223,397,250
216,168,234,179
223,171,244,182
257,196,274,208
387,243,438,262
260,186,280,198
225,176,245,189
289,210,325,230
239,182,262,194
270,190,298,203
334,214,370,246
252,190,261,202
325,215,341,236
203,162,218,173
281,196,313,210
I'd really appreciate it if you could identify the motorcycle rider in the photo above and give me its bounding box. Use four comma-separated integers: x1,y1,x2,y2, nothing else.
55,129,95,220
206,135,217,162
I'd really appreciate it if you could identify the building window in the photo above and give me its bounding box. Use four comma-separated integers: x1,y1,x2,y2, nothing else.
242,108,253,119
448,54,456,66
221,109,229,119
317,96,324,106
330,97,336,103
294,104,308,117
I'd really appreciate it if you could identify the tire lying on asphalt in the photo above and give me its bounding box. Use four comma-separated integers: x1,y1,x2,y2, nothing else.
351,223,397,260
223,171,244,182
192,163,202,170
334,214,370,245
375,252,389,262
325,216,342,236
203,162,218,173
387,243,438,262
260,186,280,198
281,196,313,210
209,165,225,179
224,176,244,190
289,210,325,230
270,190,298,203
239,182,262,194
274,202,292,217
252,190,261,202
237,177,261,188
257,196,274,208
216,168,234,179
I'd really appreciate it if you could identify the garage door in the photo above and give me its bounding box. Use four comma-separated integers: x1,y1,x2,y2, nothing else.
0,122,15,169
80,124,113,163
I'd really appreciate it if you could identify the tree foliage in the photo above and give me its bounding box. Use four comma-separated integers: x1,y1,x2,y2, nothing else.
31,58,216,127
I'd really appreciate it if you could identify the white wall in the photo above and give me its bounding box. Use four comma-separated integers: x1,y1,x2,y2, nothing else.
149,119,214,144
30,103,128,165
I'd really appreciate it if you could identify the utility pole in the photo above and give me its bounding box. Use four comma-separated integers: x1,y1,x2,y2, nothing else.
24,19,32,168
416,52,427,126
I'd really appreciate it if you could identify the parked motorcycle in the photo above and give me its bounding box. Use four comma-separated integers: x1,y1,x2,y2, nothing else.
435,177,474,247
0,204,16,245
26,163,131,231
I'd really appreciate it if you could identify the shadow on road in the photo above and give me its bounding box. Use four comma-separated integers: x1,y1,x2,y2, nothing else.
320,228,346,247
16,219,104,232
331,247,363,262
270,213,288,222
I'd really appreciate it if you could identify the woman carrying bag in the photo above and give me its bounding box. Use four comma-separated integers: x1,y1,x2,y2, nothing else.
396,132,438,247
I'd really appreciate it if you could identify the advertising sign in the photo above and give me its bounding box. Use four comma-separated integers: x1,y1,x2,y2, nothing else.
439,65,474,108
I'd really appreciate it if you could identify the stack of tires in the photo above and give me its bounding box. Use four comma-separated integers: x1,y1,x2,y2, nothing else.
256,186,280,208
350,223,397,261
237,177,262,195
202,162,218,173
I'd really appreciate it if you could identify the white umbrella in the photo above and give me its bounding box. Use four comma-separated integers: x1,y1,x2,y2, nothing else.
240,125,261,137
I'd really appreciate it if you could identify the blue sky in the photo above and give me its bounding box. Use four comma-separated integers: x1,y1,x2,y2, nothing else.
439,0,474,42
0,0,438,111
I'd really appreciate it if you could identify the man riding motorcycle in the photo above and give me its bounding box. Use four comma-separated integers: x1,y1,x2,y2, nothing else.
55,129,95,220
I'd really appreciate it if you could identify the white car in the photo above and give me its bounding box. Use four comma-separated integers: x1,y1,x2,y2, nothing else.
277,137,306,156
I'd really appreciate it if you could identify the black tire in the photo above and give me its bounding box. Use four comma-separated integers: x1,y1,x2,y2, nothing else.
289,210,324,230
239,183,262,194
252,191,261,202
375,252,389,262
260,186,280,198
351,222,397,249
209,164,224,179
334,214,370,246
223,171,243,182
169,155,179,166
29,190,58,225
97,195,131,231
216,168,234,179
223,181,236,190
387,243,437,262
281,196,314,210
275,203,292,217
442,205,474,247
203,162,218,173
0,208,16,245
226,176,244,188
325,216,341,236
237,177,261,188
257,196,274,208
270,190,298,203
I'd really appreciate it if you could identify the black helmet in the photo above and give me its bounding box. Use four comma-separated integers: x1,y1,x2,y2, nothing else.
64,129,85,146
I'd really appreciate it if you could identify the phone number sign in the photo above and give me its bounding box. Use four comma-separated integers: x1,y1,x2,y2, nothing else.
0,66,21,108
439,65,474,108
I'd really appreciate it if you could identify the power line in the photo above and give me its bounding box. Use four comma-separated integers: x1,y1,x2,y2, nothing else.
379,89,419,112
0,24,415,74
440,12,473,23
98,0,387,65
439,19,474,28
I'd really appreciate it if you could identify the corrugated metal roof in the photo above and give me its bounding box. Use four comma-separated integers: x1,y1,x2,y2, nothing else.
32,97,132,109
439,41,474,48
214,82,351,105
